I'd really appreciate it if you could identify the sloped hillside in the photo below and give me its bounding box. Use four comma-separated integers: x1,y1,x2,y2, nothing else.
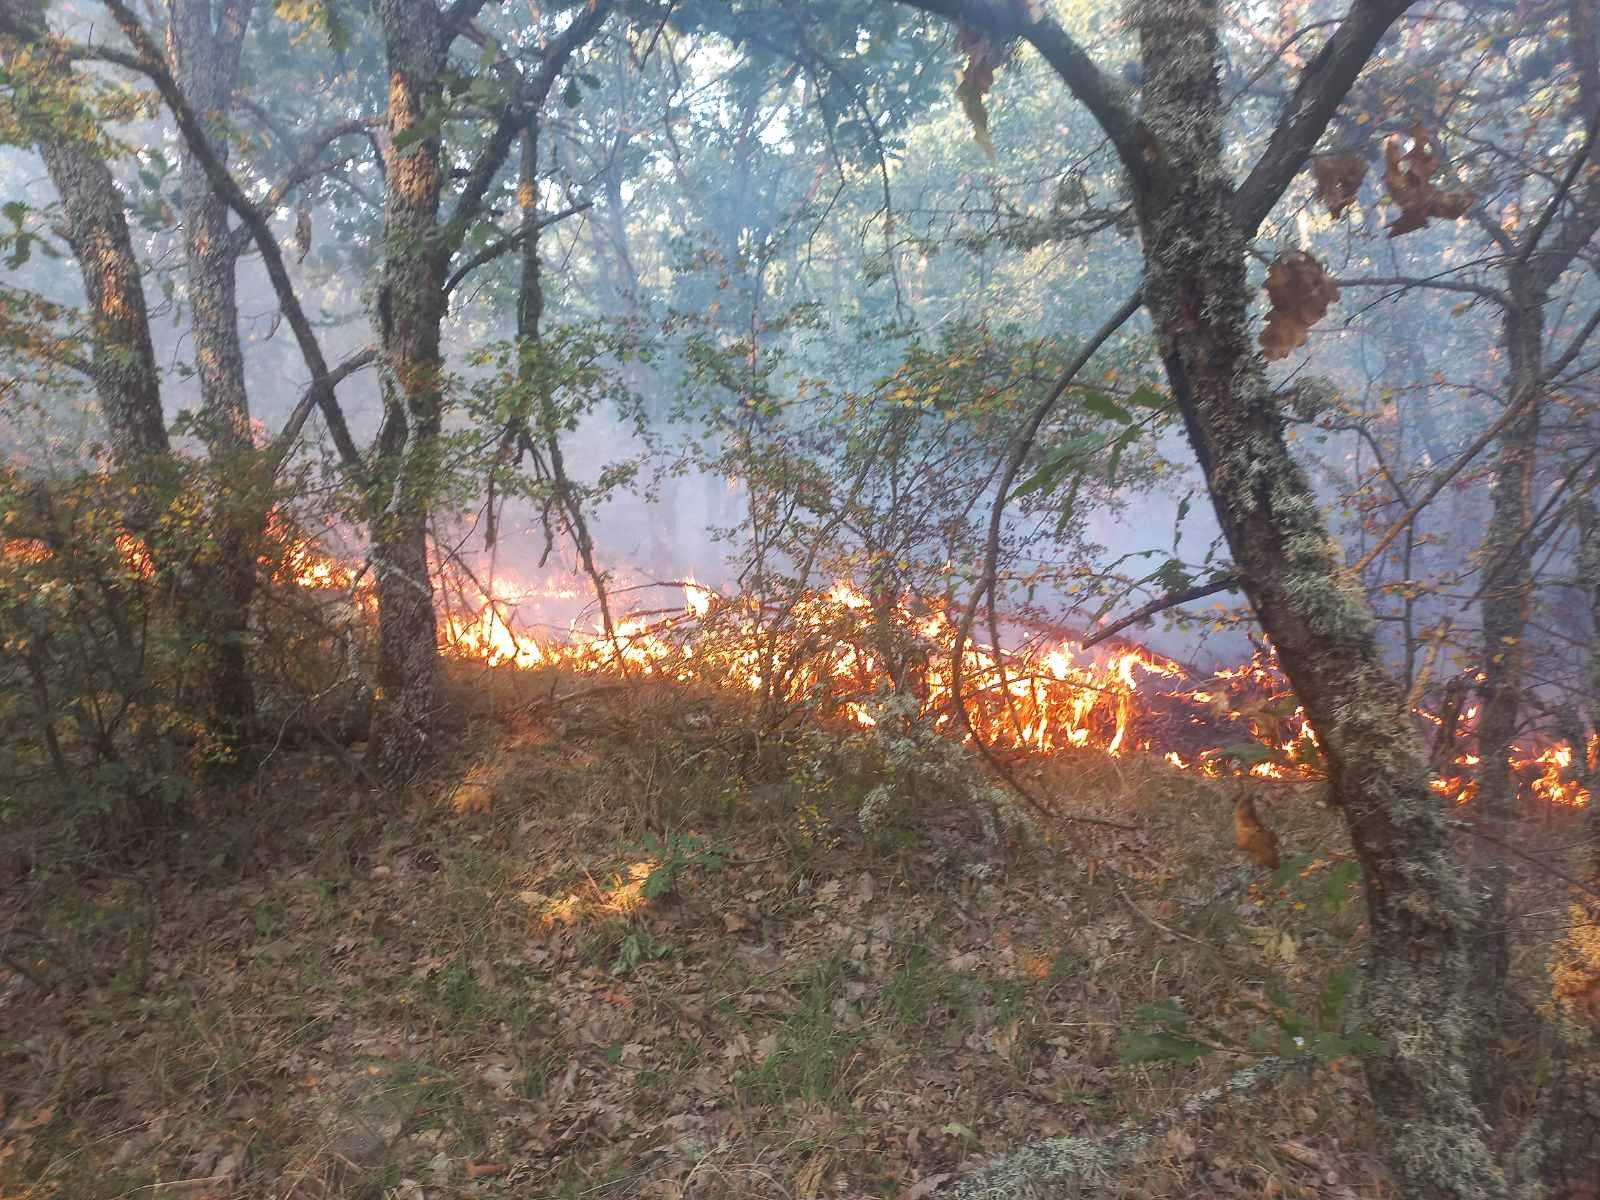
2,666,1394,1199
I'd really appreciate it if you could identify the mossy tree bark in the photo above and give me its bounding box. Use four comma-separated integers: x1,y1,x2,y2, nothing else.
0,0,170,473
369,0,452,784
893,0,1514,1193
1130,6,1503,1194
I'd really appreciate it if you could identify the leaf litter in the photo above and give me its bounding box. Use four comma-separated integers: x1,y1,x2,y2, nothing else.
0,667,1388,1198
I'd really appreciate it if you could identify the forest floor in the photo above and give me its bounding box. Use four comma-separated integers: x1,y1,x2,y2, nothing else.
0,665,1484,1198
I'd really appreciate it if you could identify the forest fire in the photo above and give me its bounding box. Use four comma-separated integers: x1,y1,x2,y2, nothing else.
11,517,1587,811
426,563,1590,810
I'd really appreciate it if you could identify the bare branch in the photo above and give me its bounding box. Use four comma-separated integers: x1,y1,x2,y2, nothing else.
442,199,592,295
1078,575,1240,651
1351,386,1542,575
1517,107,1600,280
440,0,611,262
949,288,1144,728
268,346,378,475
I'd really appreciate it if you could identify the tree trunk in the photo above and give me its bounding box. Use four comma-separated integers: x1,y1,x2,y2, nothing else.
369,0,448,784
0,0,171,471
168,0,260,745
1507,490,1600,1195
1468,285,1545,1063
1130,2,1505,1194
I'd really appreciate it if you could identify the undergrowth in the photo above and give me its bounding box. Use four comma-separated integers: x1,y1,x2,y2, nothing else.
0,662,1554,1198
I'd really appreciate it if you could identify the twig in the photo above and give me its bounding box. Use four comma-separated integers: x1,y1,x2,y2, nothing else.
1079,576,1240,651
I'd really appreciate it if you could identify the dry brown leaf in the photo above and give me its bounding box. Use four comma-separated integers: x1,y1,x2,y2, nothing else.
1259,249,1340,361
1312,152,1368,217
1383,122,1473,237
1235,793,1282,869
295,206,312,264
902,1174,953,1200
955,24,998,159
1135,121,1160,165
466,1162,509,1179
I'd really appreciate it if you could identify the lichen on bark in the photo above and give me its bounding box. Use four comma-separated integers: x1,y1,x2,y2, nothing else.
1124,0,1507,1194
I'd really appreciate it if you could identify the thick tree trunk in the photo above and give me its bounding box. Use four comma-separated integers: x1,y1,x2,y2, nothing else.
364,0,608,781
369,0,448,783
168,0,259,745
1469,287,1544,1059
38,140,171,467
1131,2,1505,1195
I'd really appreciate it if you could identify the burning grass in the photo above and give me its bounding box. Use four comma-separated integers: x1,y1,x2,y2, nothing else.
431,565,1591,811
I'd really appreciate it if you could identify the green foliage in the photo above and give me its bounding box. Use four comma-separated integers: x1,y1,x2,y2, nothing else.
0,462,372,838
635,831,727,901
1118,974,1372,1067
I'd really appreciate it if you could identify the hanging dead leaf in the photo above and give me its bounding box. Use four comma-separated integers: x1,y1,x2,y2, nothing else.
955,24,998,160
1259,249,1339,361
1311,152,1367,217
1234,792,1281,869
1383,122,1473,237
295,206,313,263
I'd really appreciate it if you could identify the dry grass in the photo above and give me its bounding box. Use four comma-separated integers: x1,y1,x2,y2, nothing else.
0,663,1563,1198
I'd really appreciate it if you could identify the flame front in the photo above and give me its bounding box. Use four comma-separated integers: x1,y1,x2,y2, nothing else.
20,516,1587,812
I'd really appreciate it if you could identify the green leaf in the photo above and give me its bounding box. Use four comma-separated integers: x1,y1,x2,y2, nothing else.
641,865,675,899
1318,965,1357,1030
1013,434,1098,499
1079,388,1133,424
1106,424,1142,484
1125,384,1169,409
1321,861,1360,914
1119,1031,1209,1064
1053,475,1082,537
1216,741,1278,769
562,78,582,108
1269,853,1315,890
2,200,25,226
1151,558,1193,594
1133,999,1191,1027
